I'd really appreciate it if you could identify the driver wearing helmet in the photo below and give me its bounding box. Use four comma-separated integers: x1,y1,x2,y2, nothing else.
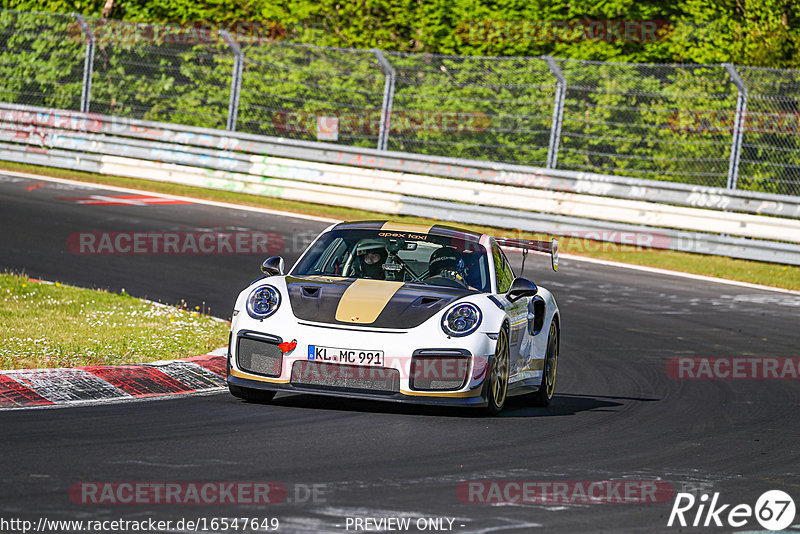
427,246,467,283
355,240,388,280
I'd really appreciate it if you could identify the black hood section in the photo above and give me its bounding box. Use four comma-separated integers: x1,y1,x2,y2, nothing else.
285,276,473,329
285,276,351,325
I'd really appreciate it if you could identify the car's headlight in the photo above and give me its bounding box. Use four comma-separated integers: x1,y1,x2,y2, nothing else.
246,284,281,319
441,303,482,337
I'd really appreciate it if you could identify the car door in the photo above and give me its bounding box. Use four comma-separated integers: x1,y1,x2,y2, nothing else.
491,241,528,377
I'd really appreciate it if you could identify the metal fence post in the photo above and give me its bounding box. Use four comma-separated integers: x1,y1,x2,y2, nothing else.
372,49,396,151
220,30,243,132
72,14,95,113
724,63,748,190
544,56,566,169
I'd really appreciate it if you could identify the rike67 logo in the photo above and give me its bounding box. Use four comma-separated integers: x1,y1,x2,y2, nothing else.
668,490,796,530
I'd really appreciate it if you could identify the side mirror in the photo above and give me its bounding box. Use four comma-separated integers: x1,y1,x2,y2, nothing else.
506,277,538,302
261,256,285,276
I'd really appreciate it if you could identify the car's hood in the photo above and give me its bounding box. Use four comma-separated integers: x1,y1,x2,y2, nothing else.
285,275,473,329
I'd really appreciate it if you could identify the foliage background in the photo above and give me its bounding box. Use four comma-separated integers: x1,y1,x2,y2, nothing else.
1,1,799,194
3,0,799,67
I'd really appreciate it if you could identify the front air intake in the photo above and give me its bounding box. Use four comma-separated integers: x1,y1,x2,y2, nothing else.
291,361,400,394
237,334,282,377
410,350,471,391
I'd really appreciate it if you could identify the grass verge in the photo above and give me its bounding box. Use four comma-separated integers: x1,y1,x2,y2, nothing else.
2,160,799,291
0,273,230,370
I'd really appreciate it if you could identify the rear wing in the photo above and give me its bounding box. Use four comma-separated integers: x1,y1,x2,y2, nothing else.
494,237,559,272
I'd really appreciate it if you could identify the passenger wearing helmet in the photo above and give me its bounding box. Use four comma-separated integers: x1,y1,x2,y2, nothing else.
356,240,388,280
427,246,468,287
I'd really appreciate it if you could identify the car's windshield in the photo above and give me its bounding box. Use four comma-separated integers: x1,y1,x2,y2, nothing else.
291,229,490,292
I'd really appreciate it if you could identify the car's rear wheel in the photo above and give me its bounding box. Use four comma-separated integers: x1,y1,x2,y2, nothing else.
485,326,509,415
228,384,276,403
532,322,558,407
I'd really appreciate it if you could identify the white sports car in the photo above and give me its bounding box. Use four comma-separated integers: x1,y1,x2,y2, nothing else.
227,221,560,414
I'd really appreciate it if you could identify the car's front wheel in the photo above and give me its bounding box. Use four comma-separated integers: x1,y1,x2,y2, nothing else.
485,326,509,415
531,322,558,407
228,384,276,403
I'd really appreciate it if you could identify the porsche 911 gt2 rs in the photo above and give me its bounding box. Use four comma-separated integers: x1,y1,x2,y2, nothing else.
226,221,560,415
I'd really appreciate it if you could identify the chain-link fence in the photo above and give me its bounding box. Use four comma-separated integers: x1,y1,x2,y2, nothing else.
557,60,739,189
237,42,386,146
0,10,85,111
737,66,800,195
88,20,234,129
385,53,557,166
1,9,799,196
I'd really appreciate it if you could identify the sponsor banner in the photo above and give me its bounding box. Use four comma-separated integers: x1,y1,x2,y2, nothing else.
667,357,800,380
457,480,675,504
67,231,284,255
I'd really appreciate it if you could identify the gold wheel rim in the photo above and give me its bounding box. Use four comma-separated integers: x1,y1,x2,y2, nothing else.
546,326,558,398
492,329,509,408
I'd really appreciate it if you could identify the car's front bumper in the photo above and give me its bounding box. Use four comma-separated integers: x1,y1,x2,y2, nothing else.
227,371,490,407
225,319,496,407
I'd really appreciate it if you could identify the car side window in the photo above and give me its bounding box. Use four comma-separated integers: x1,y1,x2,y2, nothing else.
501,250,515,292
313,238,347,274
492,241,515,293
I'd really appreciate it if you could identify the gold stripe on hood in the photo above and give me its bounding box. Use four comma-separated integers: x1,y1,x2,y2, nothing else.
335,279,404,324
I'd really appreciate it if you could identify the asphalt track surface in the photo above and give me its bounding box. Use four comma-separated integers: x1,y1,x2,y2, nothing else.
1,173,800,533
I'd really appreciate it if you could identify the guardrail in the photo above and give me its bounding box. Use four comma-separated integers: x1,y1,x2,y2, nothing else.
2,101,800,266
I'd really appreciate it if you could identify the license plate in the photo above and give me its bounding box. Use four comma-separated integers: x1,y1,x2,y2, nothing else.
307,345,384,367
